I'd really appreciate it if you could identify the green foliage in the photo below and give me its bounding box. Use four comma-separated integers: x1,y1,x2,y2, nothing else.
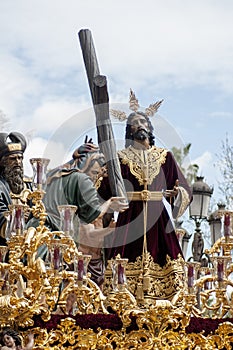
171,143,199,185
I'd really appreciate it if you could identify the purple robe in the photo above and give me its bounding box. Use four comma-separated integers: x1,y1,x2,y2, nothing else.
104,146,192,267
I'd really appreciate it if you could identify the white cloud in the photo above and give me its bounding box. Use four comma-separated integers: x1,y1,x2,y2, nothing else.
1,0,233,129
0,0,232,208
192,151,222,201
1,1,233,93
0,53,40,118
23,136,68,177
208,111,233,119
23,137,49,177
27,98,90,135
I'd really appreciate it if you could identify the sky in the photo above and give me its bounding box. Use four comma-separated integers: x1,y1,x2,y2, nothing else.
0,0,233,214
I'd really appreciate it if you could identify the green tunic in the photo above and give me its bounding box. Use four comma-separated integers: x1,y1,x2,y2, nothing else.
27,169,102,249
44,169,101,232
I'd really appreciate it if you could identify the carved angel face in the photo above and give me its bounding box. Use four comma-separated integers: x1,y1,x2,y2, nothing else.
3,334,16,348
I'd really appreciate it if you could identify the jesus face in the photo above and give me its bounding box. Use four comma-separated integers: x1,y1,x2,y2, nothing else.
129,114,150,141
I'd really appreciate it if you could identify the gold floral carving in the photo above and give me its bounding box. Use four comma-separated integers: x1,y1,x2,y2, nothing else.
0,189,107,329
24,317,233,349
118,146,167,186
2,167,233,350
104,253,185,305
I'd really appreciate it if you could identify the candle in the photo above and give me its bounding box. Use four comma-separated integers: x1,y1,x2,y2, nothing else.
37,162,43,185
64,208,71,232
204,280,211,290
0,247,8,263
224,214,231,237
78,259,84,281
53,246,60,270
15,207,22,230
188,265,194,288
217,261,224,281
204,269,211,290
2,278,7,292
1,270,9,293
118,264,125,285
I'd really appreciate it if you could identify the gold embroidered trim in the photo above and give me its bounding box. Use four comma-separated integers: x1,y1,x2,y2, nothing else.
177,186,190,217
127,190,163,201
104,253,185,301
118,146,167,186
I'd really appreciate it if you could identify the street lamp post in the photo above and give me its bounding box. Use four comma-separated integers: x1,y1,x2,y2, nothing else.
182,230,192,260
208,204,226,246
189,176,213,264
174,220,192,259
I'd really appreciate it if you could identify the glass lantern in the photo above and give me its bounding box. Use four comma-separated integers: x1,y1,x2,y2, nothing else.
30,158,50,190
6,204,26,236
189,176,213,220
0,246,10,295
49,238,67,272
185,261,200,293
0,246,9,263
73,252,91,286
58,205,77,238
212,256,231,288
110,255,128,291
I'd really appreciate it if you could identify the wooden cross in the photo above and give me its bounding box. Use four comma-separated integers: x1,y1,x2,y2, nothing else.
78,29,127,202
